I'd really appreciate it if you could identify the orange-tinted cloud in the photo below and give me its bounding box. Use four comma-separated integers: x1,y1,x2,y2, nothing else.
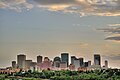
0,0,120,16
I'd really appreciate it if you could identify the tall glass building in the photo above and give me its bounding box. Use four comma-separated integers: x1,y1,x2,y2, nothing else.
37,55,43,63
94,54,101,66
61,53,69,67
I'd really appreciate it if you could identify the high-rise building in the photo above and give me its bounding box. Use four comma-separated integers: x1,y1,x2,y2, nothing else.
84,62,88,67
37,55,42,63
12,61,16,68
17,54,26,68
79,58,84,67
94,54,101,66
105,60,108,68
74,59,80,70
71,56,76,65
25,60,32,69
88,61,91,67
53,57,61,68
61,53,69,67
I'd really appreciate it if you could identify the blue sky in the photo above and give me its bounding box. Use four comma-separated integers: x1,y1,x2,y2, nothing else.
0,0,120,68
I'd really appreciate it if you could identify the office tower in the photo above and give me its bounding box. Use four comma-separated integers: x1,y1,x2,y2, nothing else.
74,59,80,70
53,57,61,68
79,58,84,67
12,61,16,68
71,56,76,65
37,55,42,63
61,53,69,67
94,54,101,66
105,60,108,68
84,62,88,67
88,61,91,67
17,54,26,68
25,60,32,69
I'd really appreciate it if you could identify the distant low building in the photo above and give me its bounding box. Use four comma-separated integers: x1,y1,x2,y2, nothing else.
60,62,67,70
24,60,32,70
69,64,75,71
87,64,101,70
102,60,109,69
30,62,37,72
37,57,52,70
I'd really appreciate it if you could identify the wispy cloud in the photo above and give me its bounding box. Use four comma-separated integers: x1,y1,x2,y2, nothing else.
0,0,33,12
0,0,120,16
97,23,120,42
105,35,120,43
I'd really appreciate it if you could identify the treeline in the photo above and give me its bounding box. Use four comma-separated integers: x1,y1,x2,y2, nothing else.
9,69,120,80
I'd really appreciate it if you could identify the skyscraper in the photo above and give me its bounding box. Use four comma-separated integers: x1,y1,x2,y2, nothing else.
12,61,16,68
84,62,88,67
71,56,76,65
79,58,84,67
61,53,69,67
53,57,61,68
37,55,42,63
17,54,26,68
88,61,91,67
74,59,80,70
94,54,101,66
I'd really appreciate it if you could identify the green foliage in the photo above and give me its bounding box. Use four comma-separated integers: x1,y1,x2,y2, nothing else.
8,69,120,80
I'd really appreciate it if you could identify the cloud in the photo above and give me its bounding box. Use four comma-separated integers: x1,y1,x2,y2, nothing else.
0,0,120,16
109,24,120,27
105,35,120,43
97,24,120,42
97,27,120,34
0,0,33,12
33,0,120,16
33,0,77,5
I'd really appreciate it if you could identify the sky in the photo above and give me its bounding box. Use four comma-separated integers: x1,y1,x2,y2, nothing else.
0,0,120,68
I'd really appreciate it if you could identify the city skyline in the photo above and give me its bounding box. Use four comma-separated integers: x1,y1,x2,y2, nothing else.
0,0,120,68
11,53,107,71
8,53,109,69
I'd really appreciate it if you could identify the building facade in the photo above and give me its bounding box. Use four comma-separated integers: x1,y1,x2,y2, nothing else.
37,55,42,63
94,54,101,66
17,54,26,68
12,61,16,69
61,53,69,67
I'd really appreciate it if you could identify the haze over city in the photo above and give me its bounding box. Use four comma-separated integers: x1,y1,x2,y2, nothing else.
0,0,120,68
